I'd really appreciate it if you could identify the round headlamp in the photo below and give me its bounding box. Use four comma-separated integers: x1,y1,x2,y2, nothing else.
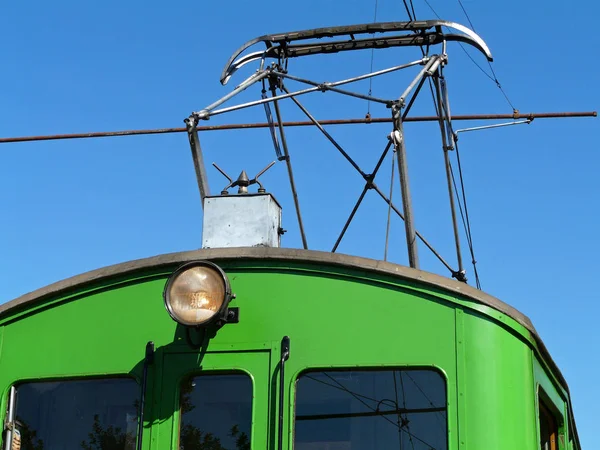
163,261,231,327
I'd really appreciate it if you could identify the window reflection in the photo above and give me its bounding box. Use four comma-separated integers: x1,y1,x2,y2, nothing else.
13,378,139,450
295,369,447,450
179,373,252,450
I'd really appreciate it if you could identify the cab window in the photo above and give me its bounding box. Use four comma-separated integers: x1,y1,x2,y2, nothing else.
179,373,252,450
539,398,559,450
294,369,447,450
9,378,139,450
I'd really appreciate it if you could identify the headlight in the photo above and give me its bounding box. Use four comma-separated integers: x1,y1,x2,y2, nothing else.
163,261,231,326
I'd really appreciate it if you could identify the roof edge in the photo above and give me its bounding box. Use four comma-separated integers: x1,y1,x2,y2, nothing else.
2,247,527,325
2,247,571,400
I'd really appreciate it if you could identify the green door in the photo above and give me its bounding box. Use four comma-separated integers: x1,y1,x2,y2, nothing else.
156,349,271,450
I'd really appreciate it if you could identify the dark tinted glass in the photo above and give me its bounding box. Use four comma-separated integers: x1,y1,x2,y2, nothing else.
179,373,252,450
539,401,558,450
14,378,139,450
295,369,447,450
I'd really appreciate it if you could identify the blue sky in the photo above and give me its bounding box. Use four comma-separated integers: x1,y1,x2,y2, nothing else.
1,0,598,447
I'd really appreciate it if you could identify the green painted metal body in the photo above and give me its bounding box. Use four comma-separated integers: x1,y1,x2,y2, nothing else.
0,249,580,449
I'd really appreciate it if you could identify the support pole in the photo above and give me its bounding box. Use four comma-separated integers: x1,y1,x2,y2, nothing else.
269,79,309,249
391,107,419,269
185,116,211,208
433,73,466,281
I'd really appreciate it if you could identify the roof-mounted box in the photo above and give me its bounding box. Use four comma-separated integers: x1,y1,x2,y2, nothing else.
201,193,282,249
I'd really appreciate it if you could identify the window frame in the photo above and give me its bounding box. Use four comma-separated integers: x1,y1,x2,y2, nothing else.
175,369,255,450
291,366,449,450
3,374,141,450
537,387,564,450
160,350,270,450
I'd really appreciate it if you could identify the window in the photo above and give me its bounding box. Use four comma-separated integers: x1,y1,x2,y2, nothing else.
294,369,447,450
9,378,139,450
179,373,252,450
539,399,558,450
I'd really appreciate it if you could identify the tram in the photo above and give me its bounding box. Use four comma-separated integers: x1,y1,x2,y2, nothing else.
1,20,582,450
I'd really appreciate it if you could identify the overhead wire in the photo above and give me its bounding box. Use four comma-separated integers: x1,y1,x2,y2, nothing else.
451,140,481,289
414,0,484,288
455,0,518,112
449,163,481,289
391,372,404,450
305,373,439,448
408,0,417,21
384,147,396,261
402,0,415,21
403,371,447,433
437,77,482,288
421,0,518,112
367,0,379,116
398,372,416,450
436,74,481,288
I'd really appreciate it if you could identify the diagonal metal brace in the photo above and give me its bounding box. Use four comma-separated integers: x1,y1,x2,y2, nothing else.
184,115,211,208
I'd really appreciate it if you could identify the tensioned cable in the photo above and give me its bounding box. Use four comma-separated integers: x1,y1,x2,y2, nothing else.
404,372,447,433
367,0,379,116
384,148,396,261
305,375,379,403
304,375,442,449
448,163,480,288
317,373,437,448
455,0,517,112
391,372,404,450
398,372,416,450
424,40,481,287
436,74,481,289
408,0,417,21
451,140,481,288
422,0,518,112
402,0,415,21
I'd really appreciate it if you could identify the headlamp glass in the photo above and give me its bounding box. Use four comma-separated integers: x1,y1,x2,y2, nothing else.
164,263,228,326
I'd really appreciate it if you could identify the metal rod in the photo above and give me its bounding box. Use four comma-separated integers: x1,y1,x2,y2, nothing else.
391,115,419,268
370,182,455,273
384,148,396,261
319,84,391,105
441,75,455,147
454,119,531,135
434,74,464,278
281,85,366,177
332,140,392,252
0,112,595,144
275,72,392,105
371,140,394,181
332,184,369,253
318,58,427,86
270,82,308,249
262,90,283,159
399,55,440,105
192,69,271,119
208,85,320,118
401,75,428,121
185,118,211,206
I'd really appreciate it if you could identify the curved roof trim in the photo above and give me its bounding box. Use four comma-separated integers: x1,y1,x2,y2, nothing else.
4,247,524,324
1,248,568,395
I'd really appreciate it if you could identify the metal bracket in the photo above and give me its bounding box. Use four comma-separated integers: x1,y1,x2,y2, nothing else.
212,161,276,194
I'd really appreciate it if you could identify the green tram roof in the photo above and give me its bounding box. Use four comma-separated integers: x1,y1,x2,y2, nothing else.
1,247,578,442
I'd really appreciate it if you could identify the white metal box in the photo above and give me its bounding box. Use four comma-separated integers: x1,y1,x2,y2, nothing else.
202,194,282,249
